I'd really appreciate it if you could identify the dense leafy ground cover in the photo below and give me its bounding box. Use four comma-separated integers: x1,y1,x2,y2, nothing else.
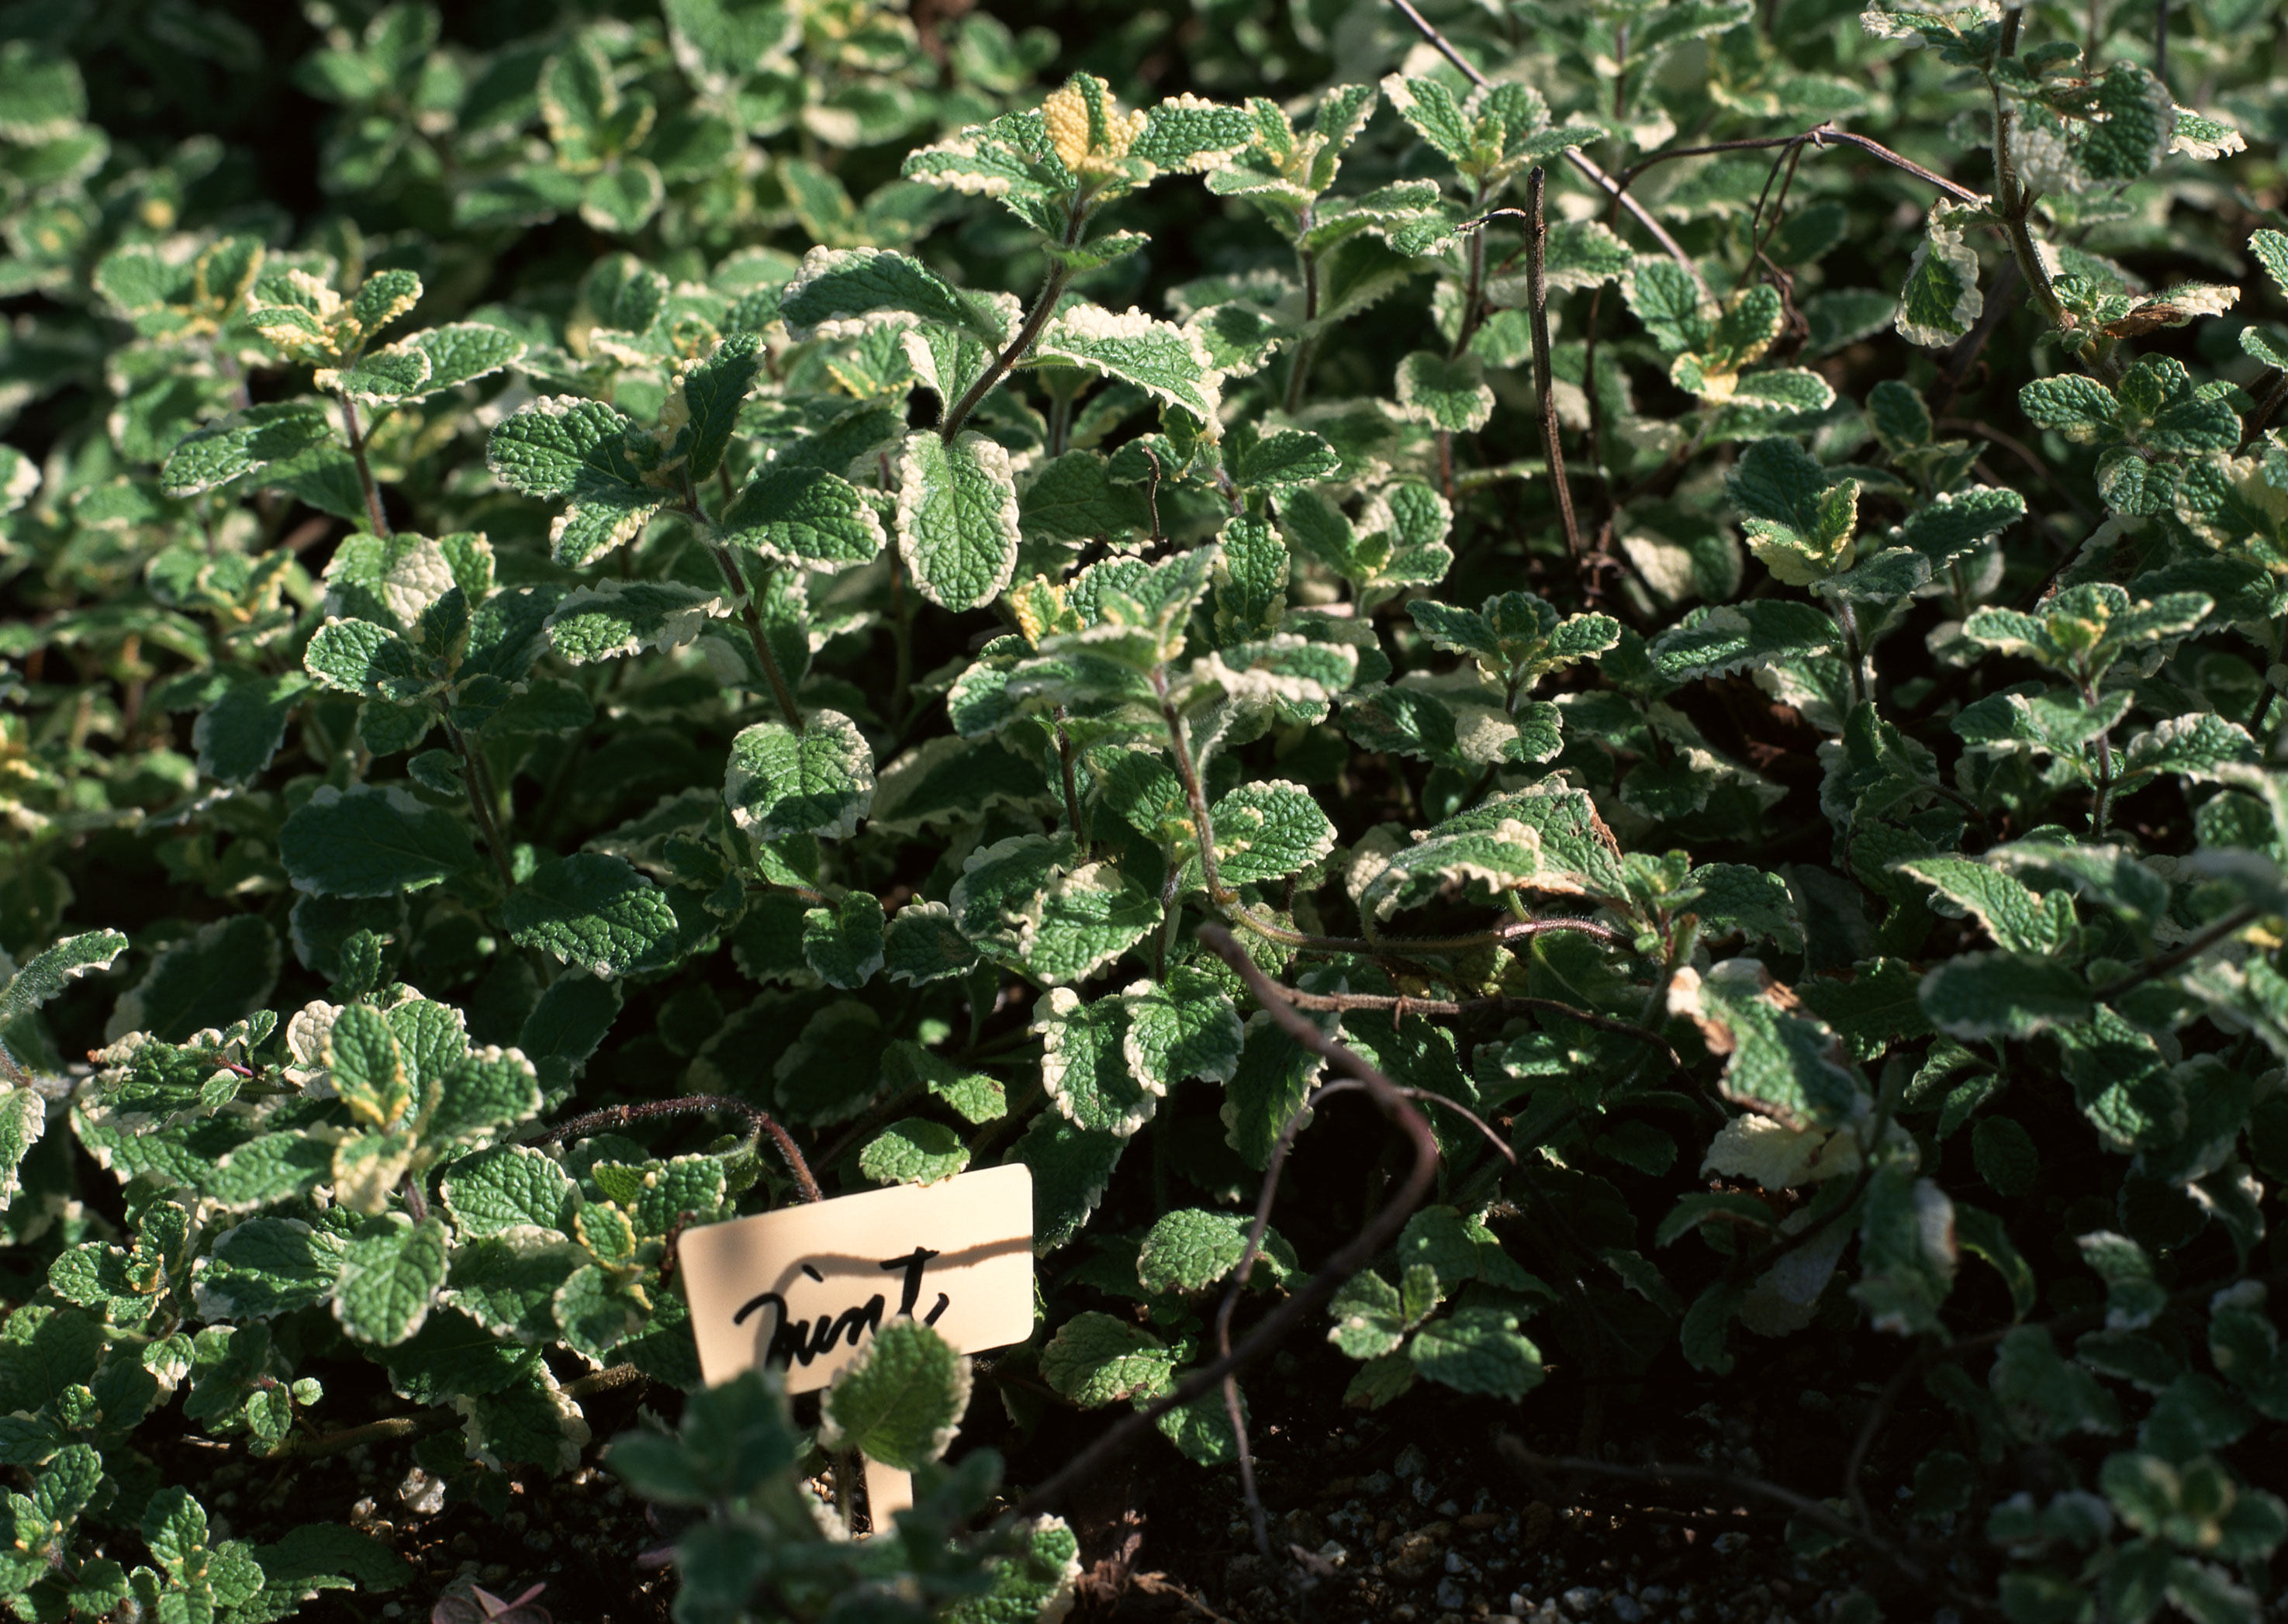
2,0,2288,1619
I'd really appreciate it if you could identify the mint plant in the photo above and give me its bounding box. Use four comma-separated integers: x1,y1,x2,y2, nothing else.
2,1,2287,1621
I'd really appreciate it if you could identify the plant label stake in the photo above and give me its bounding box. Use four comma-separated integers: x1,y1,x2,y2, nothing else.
677,1163,1035,1522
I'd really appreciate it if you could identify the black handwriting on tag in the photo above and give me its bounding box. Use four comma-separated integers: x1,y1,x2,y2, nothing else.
731,1246,952,1370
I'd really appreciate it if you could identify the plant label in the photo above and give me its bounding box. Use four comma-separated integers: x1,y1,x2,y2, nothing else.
677,1162,1035,1394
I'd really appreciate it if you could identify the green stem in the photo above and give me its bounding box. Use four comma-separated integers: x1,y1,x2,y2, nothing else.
1834,597,1869,706
1284,226,1322,416
2079,665,2116,836
445,720,516,892
1053,707,1085,842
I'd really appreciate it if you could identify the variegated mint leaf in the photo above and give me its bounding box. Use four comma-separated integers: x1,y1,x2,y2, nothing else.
895,430,1021,611
1035,986,1157,1137
1896,199,1986,347
1033,305,1222,423
721,465,887,567
1202,780,1335,886
501,854,680,978
1122,967,1244,1091
802,891,886,990
1021,862,1158,986
819,1317,969,1470
333,1216,449,1348
778,245,1001,344
859,1118,970,1187
0,930,129,1025
1394,351,1493,433
280,785,480,898
724,709,876,840
440,1146,579,1240
546,581,729,665
670,332,766,482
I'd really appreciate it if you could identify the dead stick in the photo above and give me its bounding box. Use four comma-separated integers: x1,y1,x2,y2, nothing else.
1007,923,1439,1519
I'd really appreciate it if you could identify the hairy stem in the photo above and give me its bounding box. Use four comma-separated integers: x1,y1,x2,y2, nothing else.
710,544,805,733
942,261,1073,442
526,1094,821,1204
1522,168,1581,561
336,390,389,536
444,719,517,892
1283,243,1322,415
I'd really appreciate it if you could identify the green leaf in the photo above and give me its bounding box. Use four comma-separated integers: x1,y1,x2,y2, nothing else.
194,1218,350,1321
1649,599,1840,681
439,1146,578,1239
304,618,433,701
672,333,766,482
1039,1311,1176,1405
1920,952,2094,1040
819,1318,969,1470
721,465,886,567
280,784,479,898
1672,959,1865,1132
1011,1111,1126,1253
2079,1231,2168,1331
859,1118,971,1187
802,891,886,989
1021,862,1158,985
881,903,983,986
333,1217,449,1347
1409,1306,1544,1401
546,580,727,665
895,430,1021,611
724,710,876,840
503,854,679,978
1973,1114,2041,1196
1136,1208,1287,1294
440,1236,584,1343
1893,856,2077,955
1727,437,1859,585
159,403,333,497
1222,1001,1329,1169
486,396,651,499
883,1039,1005,1124
553,1263,648,1363
194,673,313,784
1892,485,2025,564
1202,780,1336,886
327,1003,414,1131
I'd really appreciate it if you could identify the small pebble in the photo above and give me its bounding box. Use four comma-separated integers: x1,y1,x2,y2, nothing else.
1563,1586,1602,1617
1361,1471,1397,1497
1713,1531,1750,1555
1612,1598,1644,1624
1395,1444,1430,1479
